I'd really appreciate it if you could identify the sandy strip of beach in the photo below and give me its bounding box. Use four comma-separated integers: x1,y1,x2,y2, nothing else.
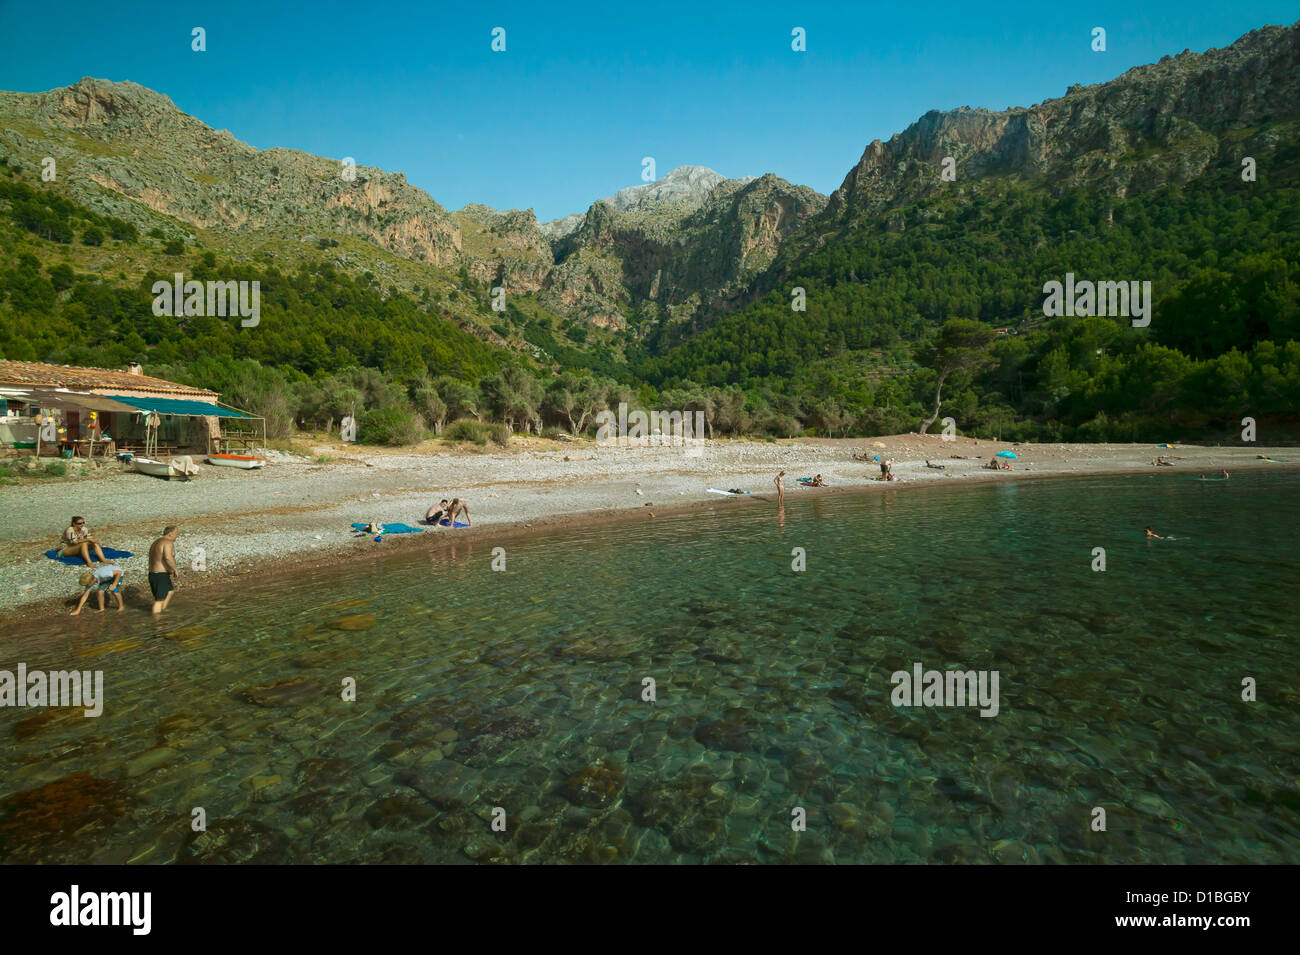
0,434,1290,623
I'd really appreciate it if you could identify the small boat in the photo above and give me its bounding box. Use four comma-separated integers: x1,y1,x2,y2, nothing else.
132,456,177,479
206,453,267,470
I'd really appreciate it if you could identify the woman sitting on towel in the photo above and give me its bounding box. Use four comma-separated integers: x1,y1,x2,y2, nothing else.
60,516,108,566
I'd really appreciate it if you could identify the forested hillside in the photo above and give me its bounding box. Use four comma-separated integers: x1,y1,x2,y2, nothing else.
3,20,1299,444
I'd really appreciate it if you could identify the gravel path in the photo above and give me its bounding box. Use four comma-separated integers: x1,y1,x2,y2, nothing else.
1,435,1288,620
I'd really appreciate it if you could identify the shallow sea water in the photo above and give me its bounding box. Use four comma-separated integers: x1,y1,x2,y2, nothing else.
1,470,1297,864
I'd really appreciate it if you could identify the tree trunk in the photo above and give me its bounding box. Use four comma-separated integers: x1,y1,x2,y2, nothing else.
918,373,948,434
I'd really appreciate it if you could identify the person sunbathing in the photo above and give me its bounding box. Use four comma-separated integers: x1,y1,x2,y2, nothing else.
925,461,945,469
422,499,450,524
60,516,108,566
852,452,874,462
444,498,471,526
809,474,825,487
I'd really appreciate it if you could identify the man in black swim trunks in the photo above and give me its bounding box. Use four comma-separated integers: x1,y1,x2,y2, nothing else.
423,499,450,524
148,525,180,616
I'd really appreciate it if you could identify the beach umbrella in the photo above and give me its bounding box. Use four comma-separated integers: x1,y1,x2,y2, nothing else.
996,451,1017,459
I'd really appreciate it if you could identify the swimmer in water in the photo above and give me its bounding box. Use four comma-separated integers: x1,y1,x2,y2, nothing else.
1144,526,1165,539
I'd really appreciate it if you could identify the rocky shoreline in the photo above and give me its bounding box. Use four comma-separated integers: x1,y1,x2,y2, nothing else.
1,435,1290,625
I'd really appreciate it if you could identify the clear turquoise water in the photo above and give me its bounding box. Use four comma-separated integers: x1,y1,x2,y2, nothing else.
1,470,1297,864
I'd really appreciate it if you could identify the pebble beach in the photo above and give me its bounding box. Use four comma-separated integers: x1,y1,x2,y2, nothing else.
0,434,1291,623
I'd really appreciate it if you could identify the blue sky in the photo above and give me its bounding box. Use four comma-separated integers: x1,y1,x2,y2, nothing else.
0,1,1294,220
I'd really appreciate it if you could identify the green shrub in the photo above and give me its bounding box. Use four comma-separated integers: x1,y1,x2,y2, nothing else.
163,239,185,255
43,462,67,476
443,418,489,444
358,404,425,446
81,225,104,246
489,423,511,447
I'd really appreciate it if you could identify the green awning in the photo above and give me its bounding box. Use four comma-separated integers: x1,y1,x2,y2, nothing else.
106,395,254,418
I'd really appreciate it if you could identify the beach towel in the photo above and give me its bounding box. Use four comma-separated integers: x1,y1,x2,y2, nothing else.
350,523,424,535
45,547,133,566
438,520,469,528
706,488,750,495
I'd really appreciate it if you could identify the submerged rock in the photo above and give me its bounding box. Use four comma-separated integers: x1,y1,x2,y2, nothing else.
12,707,84,741
560,759,625,808
73,638,143,659
0,772,133,863
237,678,320,707
693,719,757,753
363,795,434,829
180,818,291,864
162,626,214,641
328,613,376,631
125,746,182,778
291,646,362,669
322,598,372,612
458,716,542,758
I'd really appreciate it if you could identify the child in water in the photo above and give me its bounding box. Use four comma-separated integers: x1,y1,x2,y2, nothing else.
71,565,124,615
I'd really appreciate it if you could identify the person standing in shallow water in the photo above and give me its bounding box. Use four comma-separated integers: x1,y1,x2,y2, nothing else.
775,470,786,505
148,525,180,616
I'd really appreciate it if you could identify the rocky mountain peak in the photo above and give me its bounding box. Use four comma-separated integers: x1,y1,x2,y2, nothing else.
826,20,1300,221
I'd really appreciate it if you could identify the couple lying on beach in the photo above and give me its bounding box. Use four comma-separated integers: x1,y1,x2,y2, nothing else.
422,498,471,527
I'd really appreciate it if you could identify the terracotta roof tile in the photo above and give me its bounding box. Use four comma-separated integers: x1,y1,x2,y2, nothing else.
0,361,219,398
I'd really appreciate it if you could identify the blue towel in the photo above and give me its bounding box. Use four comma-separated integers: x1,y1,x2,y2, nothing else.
45,547,133,566
351,522,424,535
438,520,469,528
